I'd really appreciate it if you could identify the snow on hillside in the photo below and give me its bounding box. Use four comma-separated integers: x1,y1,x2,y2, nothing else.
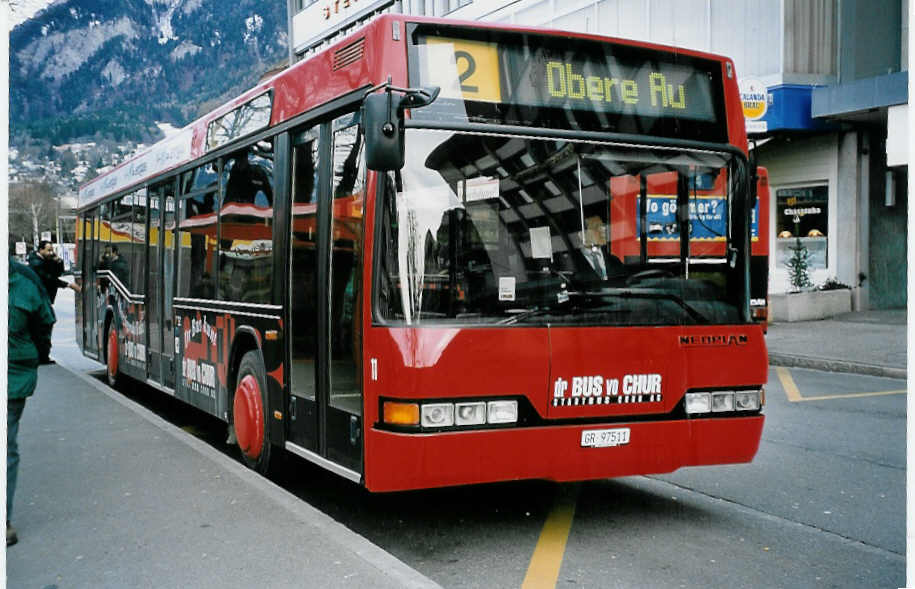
10,0,59,28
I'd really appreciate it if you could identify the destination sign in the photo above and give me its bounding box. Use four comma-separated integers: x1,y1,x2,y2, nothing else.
410,27,724,133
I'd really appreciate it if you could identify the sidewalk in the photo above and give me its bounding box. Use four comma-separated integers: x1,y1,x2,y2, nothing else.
6,362,441,589
765,309,907,379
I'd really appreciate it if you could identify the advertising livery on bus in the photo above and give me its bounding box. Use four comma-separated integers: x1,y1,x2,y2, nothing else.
75,15,767,491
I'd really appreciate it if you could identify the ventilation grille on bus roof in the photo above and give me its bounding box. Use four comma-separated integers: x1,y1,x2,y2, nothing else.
333,38,365,71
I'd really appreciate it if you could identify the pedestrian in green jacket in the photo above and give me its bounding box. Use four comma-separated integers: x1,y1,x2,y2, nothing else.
7,256,56,546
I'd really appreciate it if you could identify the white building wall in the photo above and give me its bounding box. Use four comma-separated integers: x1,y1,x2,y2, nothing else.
759,133,839,293
887,105,908,167
448,0,783,82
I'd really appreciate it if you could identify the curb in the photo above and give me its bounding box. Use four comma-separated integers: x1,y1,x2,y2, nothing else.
59,363,443,589
768,353,906,380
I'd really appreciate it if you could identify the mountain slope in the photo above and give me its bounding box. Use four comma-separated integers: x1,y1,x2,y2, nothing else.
10,0,287,148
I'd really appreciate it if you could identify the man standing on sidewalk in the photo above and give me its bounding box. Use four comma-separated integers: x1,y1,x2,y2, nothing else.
7,255,56,546
28,240,81,304
27,241,79,364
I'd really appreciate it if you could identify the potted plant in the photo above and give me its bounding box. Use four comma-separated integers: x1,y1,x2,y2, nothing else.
770,237,852,321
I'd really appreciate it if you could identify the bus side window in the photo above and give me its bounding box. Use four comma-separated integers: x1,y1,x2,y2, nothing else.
218,141,275,302
332,125,364,199
290,131,320,401
223,144,274,206
108,195,134,288
330,121,365,412
177,162,219,300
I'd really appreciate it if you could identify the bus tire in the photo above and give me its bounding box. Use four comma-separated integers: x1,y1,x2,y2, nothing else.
233,350,272,475
106,321,120,388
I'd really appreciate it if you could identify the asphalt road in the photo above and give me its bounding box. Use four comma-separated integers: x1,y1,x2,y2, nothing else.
50,290,905,588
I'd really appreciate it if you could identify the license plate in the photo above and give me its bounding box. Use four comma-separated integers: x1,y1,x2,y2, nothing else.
581,428,631,448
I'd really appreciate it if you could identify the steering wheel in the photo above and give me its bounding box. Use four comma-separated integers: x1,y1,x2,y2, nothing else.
625,269,675,286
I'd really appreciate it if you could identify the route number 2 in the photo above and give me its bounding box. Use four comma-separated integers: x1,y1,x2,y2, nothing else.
427,37,502,103
455,50,478,92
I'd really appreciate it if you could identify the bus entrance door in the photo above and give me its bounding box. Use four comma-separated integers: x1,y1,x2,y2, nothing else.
81,213,99,358
162,194,177,389
287,120,364,479
146,182,177,387
288,129,321,456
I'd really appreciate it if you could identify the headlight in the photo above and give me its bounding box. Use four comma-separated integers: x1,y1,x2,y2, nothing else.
684,392,711,414
686,389,762,415
711,391,735,412
487,400,518,424
735,390,761,411
421,403,454,427
455,402,486,425
382,398,520,429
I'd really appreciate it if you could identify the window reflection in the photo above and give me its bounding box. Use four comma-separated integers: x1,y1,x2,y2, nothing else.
218,142,275,303
377,130,746,326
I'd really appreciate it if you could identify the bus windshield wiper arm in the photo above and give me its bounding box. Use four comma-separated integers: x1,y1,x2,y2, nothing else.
498,306,559,325
574,287,710,324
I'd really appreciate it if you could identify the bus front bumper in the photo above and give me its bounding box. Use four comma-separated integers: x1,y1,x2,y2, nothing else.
364,415,764,492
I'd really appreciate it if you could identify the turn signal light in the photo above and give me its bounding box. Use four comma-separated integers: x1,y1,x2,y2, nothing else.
383,401,420,426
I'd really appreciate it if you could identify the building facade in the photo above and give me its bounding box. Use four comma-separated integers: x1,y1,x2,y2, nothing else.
288,0,909,309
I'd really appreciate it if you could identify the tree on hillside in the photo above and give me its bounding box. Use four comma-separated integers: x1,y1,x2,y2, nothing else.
8,181,60,246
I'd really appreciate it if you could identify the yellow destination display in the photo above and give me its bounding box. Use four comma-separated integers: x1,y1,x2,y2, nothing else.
411,27,725,140
425,37,502,103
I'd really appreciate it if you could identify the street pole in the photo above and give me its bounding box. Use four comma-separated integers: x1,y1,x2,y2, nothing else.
287,0,295,67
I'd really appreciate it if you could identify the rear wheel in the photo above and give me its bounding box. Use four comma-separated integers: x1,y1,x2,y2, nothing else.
106,321,120,388
233,350,272,475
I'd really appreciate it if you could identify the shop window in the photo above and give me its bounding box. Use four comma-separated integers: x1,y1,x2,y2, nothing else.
775,186,828,270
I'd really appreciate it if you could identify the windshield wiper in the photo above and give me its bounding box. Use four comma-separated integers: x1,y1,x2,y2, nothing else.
498,306,562,325
569,287,710,324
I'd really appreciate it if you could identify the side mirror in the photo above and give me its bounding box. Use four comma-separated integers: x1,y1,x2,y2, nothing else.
362,85,440,172
363,93,404,172
398,86,441,110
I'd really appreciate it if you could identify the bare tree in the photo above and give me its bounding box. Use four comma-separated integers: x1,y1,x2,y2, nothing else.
8,181,59,246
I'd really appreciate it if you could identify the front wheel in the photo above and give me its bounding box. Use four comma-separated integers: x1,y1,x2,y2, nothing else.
106,322,120,388
233,350,272,475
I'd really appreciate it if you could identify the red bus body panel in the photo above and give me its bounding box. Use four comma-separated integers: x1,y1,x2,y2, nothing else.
366,416,763,492
362,324,766,491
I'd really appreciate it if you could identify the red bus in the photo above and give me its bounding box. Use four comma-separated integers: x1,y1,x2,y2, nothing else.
751,167,770,327
75,15,766,491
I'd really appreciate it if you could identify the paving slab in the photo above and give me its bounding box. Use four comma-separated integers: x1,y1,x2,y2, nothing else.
6,362,441,589
765,309,906,379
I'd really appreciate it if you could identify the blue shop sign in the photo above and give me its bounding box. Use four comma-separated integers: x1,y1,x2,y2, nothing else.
637,197,759,241
751,84,835,133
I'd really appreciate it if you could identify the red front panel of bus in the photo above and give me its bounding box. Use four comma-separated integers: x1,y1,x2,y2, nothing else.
362,324,766,492
366,415,763,492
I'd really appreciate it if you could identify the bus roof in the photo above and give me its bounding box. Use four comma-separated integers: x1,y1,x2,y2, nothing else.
78,14,744,211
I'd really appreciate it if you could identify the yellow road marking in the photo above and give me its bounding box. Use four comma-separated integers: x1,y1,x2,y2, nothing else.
776,366,905,402
793,390,906,402
522,484,580,589
775,367,802,402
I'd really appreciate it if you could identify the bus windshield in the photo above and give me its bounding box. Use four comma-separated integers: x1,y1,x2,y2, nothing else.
376,129,750,327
